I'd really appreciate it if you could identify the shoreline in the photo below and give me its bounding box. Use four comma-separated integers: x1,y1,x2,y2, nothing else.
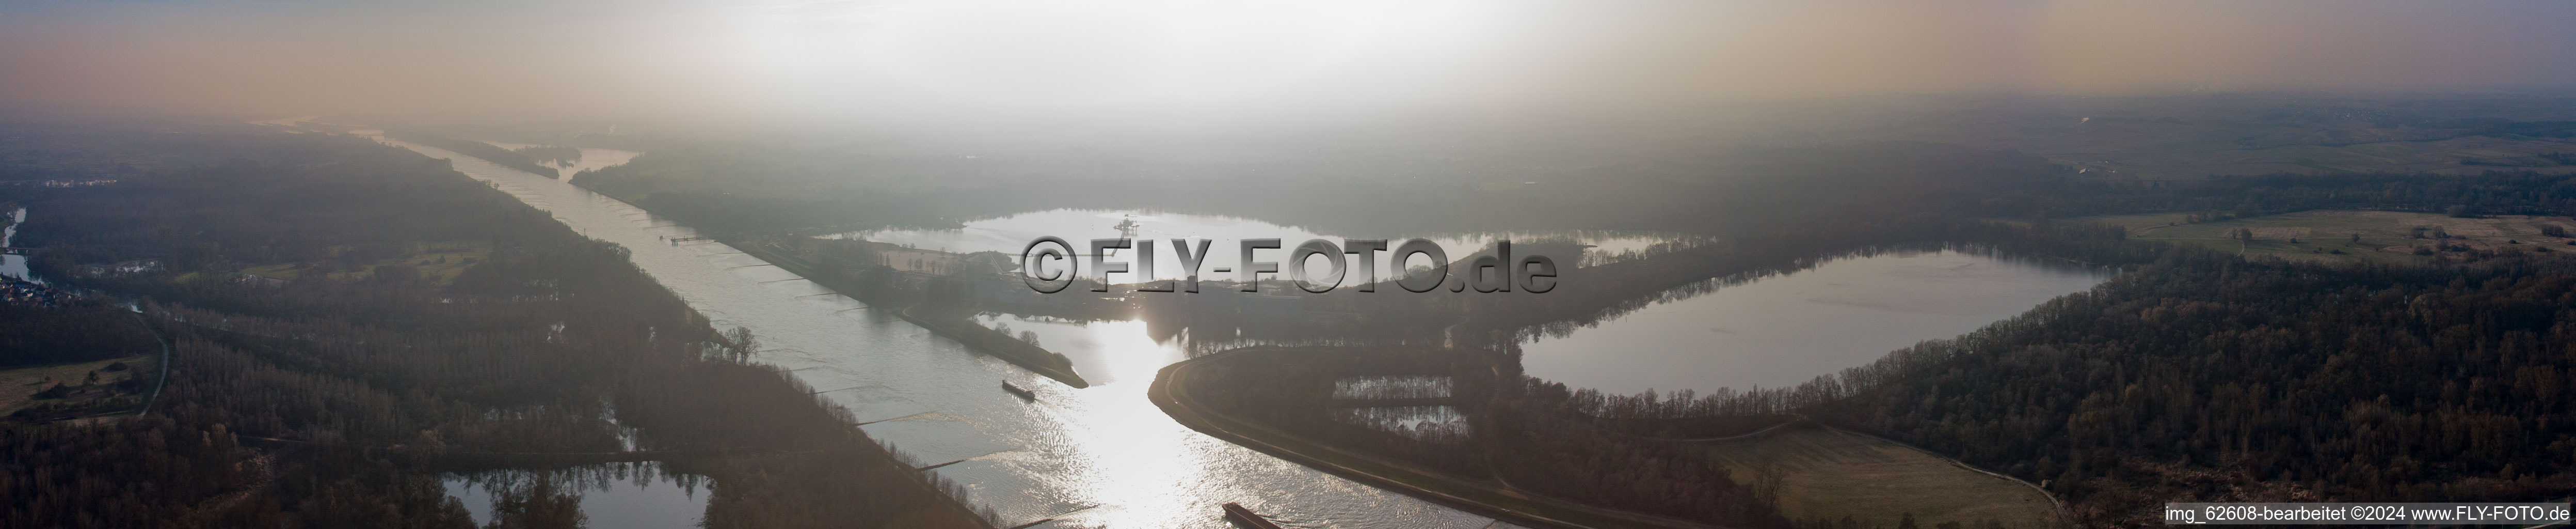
374,135,1001,528
724,236,1092,388
449,140,1091,389
1149,346,1738,529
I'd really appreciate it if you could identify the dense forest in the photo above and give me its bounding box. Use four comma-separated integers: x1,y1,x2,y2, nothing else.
1501,221,2576,525
0,123,985,528
0,299,157,365
1814,244,2576,525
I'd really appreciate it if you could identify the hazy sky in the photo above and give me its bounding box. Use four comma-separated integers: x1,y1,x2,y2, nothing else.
4,0,2572,125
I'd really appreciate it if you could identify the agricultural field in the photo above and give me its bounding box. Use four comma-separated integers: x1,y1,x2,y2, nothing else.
1,354,152,418
1804,95,2576,181
235,242,490,284
2051,136,2576,180
2075,210,2576,264
1705,423,2061,529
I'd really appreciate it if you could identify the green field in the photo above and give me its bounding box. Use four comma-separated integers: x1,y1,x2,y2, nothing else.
2076,210,2576,264
1706,423,2061,529
1,355,153,417
236,242,491,284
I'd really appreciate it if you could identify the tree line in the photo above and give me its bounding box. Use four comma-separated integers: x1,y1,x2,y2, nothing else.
0,299,157,366
383,128,560,178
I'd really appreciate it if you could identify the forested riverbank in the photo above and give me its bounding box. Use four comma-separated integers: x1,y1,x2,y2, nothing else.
0,123,989,528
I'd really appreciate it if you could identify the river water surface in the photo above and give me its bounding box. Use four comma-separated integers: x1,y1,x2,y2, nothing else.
381,139,1511,528
442,464,710,529
383,135,2114,528
2,208,28,281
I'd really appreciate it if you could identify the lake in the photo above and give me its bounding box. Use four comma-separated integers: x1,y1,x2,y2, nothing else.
1516,250,2114,394
443,464,708,529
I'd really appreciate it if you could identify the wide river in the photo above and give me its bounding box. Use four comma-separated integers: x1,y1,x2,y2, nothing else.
380,139,1511,528
381,137,2107,528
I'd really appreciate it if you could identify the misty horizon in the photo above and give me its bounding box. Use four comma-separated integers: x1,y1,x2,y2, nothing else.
6,0,2576,128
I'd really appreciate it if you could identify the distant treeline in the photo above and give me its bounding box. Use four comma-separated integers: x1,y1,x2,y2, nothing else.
0,126,986,528
568,141,2069,238
511,145,582,165
2038,170,2576,221
383,128,560,178
0,120,354,182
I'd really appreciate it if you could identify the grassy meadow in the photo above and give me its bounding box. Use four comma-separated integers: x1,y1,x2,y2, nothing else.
2076,210,2576,264
0,354,153,417
1706,423,2061,529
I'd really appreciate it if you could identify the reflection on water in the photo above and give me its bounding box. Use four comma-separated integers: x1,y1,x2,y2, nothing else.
1,208,29,282
1517,250,2114,395
1334,375,1452,399
972,314,1183,388
1334,406,1472,440
382,138,1510,528
834,208,1700,275
442,463,707,529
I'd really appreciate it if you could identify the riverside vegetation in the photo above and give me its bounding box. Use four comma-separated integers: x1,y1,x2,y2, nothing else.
0,122,989,528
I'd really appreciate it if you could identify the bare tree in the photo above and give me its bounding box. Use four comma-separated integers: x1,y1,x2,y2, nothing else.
1752,459,1785,508
726,326,760,362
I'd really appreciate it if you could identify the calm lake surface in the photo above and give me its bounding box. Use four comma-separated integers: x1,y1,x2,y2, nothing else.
443,464,708,529
1518,250,2114,395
